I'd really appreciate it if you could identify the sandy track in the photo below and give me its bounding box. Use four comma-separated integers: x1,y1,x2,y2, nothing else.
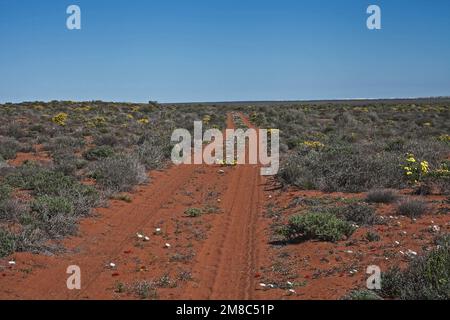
0,113,268,300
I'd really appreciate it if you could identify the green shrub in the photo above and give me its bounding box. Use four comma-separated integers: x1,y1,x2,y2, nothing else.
0,228,16,257
280,212,355,242
0,183,12,203
5,165,73,196
381,236,450,300
31,195,74,219
185,208,203,217
84,145,115,161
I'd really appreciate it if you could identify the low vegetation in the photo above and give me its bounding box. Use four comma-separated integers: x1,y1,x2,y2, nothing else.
381,234,450,300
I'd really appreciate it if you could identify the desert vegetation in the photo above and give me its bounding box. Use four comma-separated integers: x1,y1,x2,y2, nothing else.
0,99,448,300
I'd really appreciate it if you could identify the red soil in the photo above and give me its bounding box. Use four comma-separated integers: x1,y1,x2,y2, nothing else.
0,114,448,300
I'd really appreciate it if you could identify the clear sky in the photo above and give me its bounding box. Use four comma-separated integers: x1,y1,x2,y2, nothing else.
1,0,449,103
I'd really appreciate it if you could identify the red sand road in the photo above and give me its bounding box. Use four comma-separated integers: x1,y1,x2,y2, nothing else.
0,113,270,300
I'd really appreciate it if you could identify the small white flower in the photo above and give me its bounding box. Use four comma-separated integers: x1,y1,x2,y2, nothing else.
288,289,296,294
399,250,405,255
287,281,293,287
345,250,353,254
394,241,400,245
109,262,116,268
431,225,440,233
144,236,150,241
268,284,275,288
136,233,144,239
8,261,16,265
218,169,225,174
164,243,171,248
155,228,161,233
259,283,267,287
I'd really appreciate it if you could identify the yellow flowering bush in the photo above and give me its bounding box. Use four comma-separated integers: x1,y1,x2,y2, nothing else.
402,153,429,184
137,118,149,125
438,134,450,143
86,116,107,127
51,112,68,126
203,115,211,125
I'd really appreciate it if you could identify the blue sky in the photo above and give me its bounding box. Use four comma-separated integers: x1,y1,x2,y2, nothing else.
1,0,449,103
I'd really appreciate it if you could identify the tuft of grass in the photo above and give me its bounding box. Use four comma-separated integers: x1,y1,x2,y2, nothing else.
396,199,428,218
280,212,356,243
366,189,398,204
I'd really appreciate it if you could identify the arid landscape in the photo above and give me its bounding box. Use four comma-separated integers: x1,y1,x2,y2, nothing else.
0,99,448,300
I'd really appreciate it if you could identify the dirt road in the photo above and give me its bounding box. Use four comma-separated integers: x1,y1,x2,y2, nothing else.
0,113,269,300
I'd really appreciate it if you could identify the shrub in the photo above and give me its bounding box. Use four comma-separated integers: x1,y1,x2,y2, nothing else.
30,195,77,238
0,183,11,203
366,189,398,203
0,137,20,160
280,212,355,242
185,208,203,217
91,154,147,193
0,228,16,257
343,289,383,300
84,145,115,161
138,140,169,170
93,133,119,147
31,195,74,219
365,231,381,242
337,203,379,226
396,199,428,218
278,145,405,193
381,236,450,300
6,164,99,216
53,153,87,176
